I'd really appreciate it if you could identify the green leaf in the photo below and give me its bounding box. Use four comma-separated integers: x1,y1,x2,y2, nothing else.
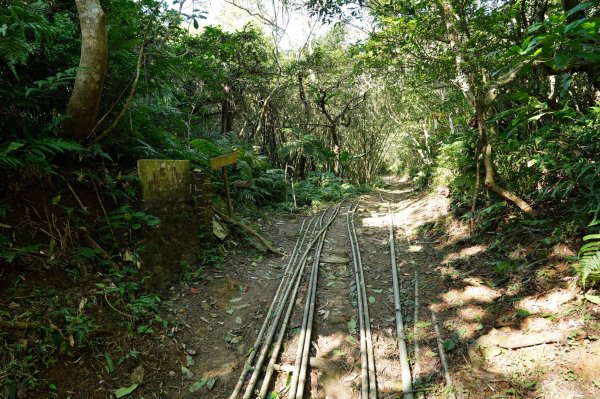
560,73,573,103
115,384,138,398
567,2,593,16
229,297,242,303
189,379,207,392
565,18,586,33
554,52,570,69
206,377,216,390
415,321,432,328
348,319,357,334
585,294,600,305
443,338,456,351
368,296,376,304
147,218,160,226
51,195,61,205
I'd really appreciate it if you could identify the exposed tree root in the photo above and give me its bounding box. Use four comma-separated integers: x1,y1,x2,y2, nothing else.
0,319,41,330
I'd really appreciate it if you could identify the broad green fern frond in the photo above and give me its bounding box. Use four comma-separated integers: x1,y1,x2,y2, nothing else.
574,228,600,287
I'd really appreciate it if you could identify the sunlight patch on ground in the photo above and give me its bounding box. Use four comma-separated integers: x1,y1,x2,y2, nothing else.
442,245,487,264
458,305,487,321
516,288,577,314
376,187,414,195
361,194,449,237
442,283,501,306
408,244,423,252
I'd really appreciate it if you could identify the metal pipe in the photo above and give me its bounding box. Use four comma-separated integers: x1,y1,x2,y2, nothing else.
347,204,369,399
241,204,341,399
349,204,377,397
388,204,414,399
291,208,331,399
229,218,312,399
260,209,329,398
413,271,423,399
350,205,377,398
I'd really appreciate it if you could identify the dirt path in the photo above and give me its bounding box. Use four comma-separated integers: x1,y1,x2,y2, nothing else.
158,182,600,399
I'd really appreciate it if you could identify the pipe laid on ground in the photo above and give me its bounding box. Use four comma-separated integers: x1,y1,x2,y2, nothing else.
241,221,318,399
388,203,414,399
432,310,456,399
413,271,423,399
347,204,369,399
229,218,312,399
290,206,331,399
240,204,341,399
259,209,329,398
350,204,377,398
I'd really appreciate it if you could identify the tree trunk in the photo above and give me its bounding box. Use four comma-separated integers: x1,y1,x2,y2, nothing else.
64,0,107,140
441,0,535,216
477,108,536,216
221,84,234,134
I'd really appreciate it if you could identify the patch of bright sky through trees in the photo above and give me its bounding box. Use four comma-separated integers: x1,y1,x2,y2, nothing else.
170,0,372,51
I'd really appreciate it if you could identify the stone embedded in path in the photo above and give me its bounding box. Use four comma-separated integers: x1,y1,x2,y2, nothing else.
320,254,350,264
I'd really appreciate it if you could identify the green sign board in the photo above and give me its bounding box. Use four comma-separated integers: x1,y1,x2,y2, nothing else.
137,159,190,201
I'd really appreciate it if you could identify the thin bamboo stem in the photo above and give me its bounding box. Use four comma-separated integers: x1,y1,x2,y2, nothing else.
229,218,311,399
241,205,341,399
261,210,327,398
292,209,330,399
348,204,369,399
350,205,377,398
413,271,423,399
388,204,414,399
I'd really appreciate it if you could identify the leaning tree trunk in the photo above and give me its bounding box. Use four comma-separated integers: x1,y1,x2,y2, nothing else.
477,108,535,215
64,0,108,140
440,0,535,216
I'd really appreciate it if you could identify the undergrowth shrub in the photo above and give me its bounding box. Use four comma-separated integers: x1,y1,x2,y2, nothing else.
573,220,600,287
294,172,366,206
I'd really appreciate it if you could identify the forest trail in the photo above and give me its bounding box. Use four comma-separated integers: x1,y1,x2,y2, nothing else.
163,181,598,399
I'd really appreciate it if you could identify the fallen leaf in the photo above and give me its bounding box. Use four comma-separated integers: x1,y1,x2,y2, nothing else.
207,377,216,390
189,379,207,393
181,366,194,379
585,294,600,305
115,384,138,398
348,319,357,334
415,321,432,328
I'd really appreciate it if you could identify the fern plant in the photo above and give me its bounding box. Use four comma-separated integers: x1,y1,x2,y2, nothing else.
0,138,83,171
0,1,61,77
573,220,600,287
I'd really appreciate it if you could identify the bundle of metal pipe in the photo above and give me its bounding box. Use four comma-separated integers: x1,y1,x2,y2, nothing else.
347,204,377,399
229,204,341,399
287,207,329,399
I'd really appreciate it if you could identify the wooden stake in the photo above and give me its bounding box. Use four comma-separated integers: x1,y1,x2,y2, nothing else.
223,166,233,217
